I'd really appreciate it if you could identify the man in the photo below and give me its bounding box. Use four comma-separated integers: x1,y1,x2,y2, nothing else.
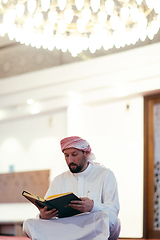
23,136,121,240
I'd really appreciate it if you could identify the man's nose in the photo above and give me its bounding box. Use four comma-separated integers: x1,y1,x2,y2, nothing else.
68,155,74,163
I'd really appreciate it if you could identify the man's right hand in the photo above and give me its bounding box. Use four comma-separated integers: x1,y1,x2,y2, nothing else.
39,206,59,219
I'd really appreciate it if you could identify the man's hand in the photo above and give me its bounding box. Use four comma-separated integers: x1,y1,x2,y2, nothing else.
39,206,59,220
69,197,94,213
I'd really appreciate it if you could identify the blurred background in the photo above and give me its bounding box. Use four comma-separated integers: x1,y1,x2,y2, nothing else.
0,0,160,238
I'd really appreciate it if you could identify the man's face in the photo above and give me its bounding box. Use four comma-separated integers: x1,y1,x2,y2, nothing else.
63,148,88,173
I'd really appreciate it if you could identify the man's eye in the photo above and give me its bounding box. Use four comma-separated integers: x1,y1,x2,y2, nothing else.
72,153,77,156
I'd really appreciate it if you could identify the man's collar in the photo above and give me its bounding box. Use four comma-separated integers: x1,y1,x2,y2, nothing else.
72,162,93,177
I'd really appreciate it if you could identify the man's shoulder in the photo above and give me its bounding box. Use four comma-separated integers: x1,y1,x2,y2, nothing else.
54,170,71,181
92,162,111,173
91,163,116,181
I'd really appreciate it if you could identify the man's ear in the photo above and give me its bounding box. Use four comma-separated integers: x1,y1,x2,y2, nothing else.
85,152,89,158
82,151,88,158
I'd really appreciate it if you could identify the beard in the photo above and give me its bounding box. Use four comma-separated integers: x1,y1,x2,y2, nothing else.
68,163,83,173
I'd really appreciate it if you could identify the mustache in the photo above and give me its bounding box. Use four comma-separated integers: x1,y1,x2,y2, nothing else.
69,163,78,167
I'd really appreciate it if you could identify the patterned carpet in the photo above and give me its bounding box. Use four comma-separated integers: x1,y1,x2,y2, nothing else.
0,237,28,240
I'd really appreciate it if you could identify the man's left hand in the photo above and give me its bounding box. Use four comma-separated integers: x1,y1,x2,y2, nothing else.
69,197,94,213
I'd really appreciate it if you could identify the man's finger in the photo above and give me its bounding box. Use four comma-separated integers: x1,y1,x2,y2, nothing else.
47,208,58,214
70,200,82,204
69,203,82,209
79,197,87,201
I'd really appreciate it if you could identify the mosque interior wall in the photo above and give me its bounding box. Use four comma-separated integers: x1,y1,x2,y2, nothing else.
0,42,160,237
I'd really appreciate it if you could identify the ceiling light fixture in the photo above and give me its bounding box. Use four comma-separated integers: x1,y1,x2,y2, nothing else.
27,99,34,104
0,0,159,57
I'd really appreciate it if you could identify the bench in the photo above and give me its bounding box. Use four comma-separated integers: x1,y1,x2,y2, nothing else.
0,170,50,236
0,221,23,236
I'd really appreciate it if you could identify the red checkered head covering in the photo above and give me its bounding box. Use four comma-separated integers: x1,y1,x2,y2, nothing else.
60,136,95,162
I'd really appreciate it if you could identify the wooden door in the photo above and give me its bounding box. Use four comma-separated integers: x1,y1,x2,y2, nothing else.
144,93,160,238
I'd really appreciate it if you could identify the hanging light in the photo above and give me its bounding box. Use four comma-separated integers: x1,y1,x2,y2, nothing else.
154,0,160,14
27,0,36,14
58,0,67,11
110,15,120,30
130,7,139,22
16,4,25,18
137,12,148,30
145,0,153,9
64,8,74,24
61,37,68,52
136,0,143,5
147,25,155,40
139,29,147,41
77,19,86,33
75,0,84,11
8,24,16,40
0,0,159,57
35,32,43,49
55,34,63,50
120,7,129,21
23,17,34,31
91,0,100,13
98,11,107,25
0,23,6,37
34,13,43,27
81,36,89,51
3,9,16,24
58,19,67,34
15,27,23,42
43,24,54,37
48,10,58,25
82,8,91,23
89,34,97,53
94,23,103,35
157,14,160,24
151,20,160,34
105,0,114,15
41,0,50,12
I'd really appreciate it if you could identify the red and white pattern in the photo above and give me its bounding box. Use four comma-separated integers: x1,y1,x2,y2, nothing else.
60,136,95,161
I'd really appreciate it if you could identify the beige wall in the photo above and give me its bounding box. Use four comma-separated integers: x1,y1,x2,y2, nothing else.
0,42,160,237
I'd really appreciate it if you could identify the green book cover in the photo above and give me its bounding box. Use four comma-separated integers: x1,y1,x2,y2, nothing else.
22,190,82,218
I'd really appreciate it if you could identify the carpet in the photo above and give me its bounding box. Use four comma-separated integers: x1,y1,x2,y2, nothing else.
0,237,29,240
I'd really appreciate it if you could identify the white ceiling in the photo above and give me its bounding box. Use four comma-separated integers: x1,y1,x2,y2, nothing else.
0,40,160,122
0,29,160,80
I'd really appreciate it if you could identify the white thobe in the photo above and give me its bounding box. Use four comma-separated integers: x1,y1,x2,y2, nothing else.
23,163,120,240
45,162,120,216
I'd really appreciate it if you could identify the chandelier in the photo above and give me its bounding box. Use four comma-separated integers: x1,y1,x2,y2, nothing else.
0,0,160,57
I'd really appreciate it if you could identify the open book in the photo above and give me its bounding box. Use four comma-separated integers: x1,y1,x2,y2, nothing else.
22,190,82,218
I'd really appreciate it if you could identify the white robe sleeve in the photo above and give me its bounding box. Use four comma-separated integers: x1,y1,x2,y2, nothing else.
44,175,62,198
91,171,120,216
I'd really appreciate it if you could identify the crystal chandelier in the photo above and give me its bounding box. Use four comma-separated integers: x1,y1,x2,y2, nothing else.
0,0,160,57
